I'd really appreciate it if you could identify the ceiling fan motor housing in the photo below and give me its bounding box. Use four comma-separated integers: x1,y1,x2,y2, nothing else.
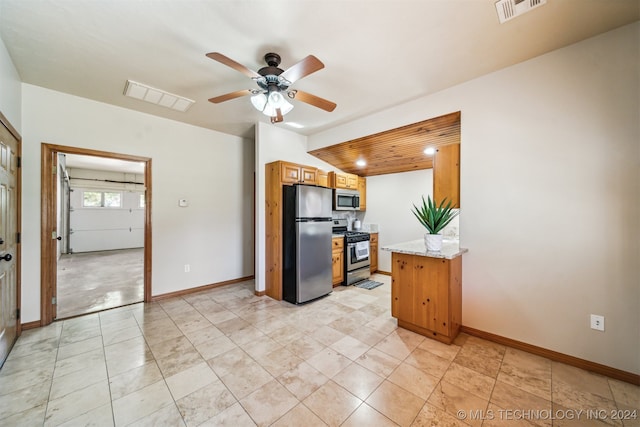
256,53,290,91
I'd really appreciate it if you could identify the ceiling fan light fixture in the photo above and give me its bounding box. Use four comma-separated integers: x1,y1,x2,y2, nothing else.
268,90,286,108
262,93,293,117
250,93,268,111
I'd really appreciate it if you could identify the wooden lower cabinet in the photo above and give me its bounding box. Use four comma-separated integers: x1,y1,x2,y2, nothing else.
391,252,462,344
332,237,344,286
369,233,378,273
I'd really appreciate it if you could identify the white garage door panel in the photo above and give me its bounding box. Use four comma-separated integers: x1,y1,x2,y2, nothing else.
71,209,144,230
71,228,144,253
68,188,145,253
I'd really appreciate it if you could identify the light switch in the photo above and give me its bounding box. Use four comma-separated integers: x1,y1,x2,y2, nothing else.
179,199,188,207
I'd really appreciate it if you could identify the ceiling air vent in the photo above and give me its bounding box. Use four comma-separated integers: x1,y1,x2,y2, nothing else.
495,0,547,24
123,80,195,112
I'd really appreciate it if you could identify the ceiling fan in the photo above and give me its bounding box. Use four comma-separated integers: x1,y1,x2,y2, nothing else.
206,52,337,123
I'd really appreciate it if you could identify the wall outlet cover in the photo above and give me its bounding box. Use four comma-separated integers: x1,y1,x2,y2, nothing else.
590,314,605,331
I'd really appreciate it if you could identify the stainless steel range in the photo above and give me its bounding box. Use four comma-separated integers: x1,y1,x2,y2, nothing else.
332,219,370,285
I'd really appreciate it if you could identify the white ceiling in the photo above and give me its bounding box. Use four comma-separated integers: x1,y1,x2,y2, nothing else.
1,1,638,139
64,154,145,175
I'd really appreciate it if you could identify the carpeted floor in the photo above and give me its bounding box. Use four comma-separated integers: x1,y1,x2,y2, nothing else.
56,248,144,319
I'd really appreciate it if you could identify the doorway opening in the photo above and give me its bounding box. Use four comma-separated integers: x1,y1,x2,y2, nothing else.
41,144,152,325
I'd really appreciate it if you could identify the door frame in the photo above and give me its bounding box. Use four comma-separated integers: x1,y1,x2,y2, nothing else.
0,111,22,336
40,143,152,326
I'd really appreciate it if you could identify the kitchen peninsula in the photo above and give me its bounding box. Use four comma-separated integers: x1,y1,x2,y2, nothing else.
382,239,468,344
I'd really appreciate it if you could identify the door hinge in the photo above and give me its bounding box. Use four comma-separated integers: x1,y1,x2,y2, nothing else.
52,297,57,305
16,308,20,319
16,232,20,244
52,165,57,175
17,156,21,168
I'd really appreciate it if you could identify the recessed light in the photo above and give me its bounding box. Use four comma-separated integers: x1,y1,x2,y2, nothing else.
423,147,436,155
124,80,194,112
356,159,366,167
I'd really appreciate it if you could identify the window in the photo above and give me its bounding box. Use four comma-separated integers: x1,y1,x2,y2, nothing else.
82,191,122,208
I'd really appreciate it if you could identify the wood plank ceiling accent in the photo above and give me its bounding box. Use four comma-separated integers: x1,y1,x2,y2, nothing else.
309,111,461,177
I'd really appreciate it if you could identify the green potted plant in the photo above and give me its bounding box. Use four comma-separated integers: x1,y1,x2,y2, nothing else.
411,195,459,251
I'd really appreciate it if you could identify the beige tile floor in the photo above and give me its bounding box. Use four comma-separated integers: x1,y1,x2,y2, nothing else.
1,274,638,426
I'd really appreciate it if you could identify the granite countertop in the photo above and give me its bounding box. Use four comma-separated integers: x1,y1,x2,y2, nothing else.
381,239,468,260
332,234,345,239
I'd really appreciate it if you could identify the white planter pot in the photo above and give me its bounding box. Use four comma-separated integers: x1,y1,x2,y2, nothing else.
424,233,443,251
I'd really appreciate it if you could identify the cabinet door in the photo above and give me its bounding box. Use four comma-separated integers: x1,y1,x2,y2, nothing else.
415,257,450,335
370,237,378,273
317,170,329,187
332,250,344,285
369,244,378,273
346,174,358,189
334,173,348,189
391,253,414,321
433,143,460,208
358,177,366,210
301,167,318,184
281,162,301,184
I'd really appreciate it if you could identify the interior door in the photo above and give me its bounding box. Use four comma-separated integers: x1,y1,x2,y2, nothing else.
0,120,20,367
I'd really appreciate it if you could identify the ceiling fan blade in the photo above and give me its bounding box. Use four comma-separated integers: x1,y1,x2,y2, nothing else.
208,89,253,104
290,90,336,112
280,55,324,84
206,52,261,79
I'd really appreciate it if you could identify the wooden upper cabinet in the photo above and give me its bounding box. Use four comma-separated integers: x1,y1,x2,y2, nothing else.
433,143,460,208
317,170,329,187
358,177,366,211
329,171,358,189
280,161,317,185
301,166,318,185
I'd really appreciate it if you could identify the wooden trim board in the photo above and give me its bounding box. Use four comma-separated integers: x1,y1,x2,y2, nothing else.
151,276,255,301
460,325,640,385
20,321,40,331
40,143,152,326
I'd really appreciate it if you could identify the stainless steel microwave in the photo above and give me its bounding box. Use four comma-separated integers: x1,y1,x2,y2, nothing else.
333,189,360,211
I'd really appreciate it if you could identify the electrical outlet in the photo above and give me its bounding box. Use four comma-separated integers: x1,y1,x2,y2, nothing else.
590,314,604,331
184,264,190,273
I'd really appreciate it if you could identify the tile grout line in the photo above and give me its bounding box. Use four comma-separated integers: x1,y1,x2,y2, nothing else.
97,312,118,427
42,321,64,425
135,299,191,427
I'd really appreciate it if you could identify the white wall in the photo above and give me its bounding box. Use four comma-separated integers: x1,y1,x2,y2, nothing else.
254,122,336,293
309,23,640,374
365,169,433,272
0,35,21,132
21,84,255,322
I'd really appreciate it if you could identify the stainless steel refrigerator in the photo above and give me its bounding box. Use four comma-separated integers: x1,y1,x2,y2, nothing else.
282,184,333,304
